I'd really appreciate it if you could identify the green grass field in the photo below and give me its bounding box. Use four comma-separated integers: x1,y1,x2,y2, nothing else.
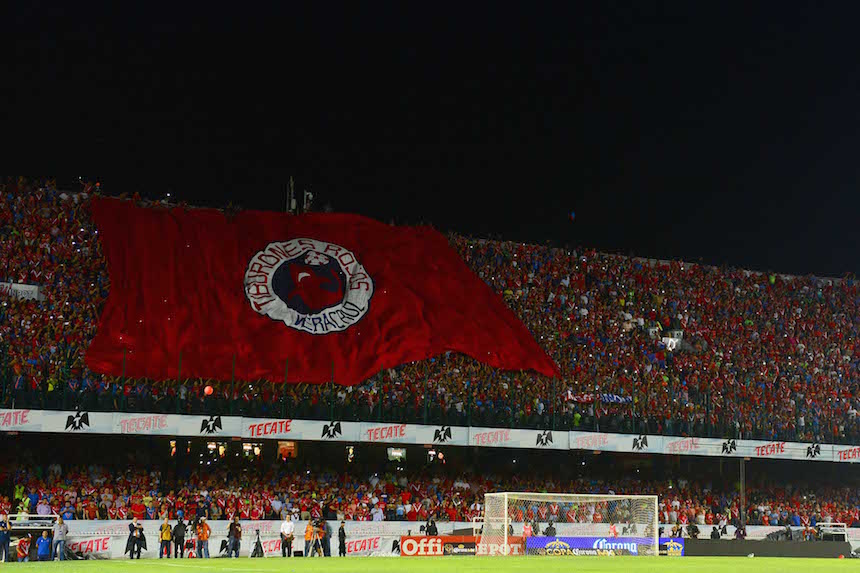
3,556,856,573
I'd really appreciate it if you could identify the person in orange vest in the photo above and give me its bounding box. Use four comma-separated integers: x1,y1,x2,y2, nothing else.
523,522,533,537
304,522,314,557
609,523,618,537
196,518,211,558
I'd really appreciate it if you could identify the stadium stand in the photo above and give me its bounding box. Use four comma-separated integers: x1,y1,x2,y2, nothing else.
1,177,859,444
4,458,858,528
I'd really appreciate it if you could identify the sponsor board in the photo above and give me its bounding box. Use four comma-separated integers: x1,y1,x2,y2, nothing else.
66,536,111,556
242,419,360,442
569,430,845,463
835,445,860,463
526,536,654,556
0,409,853,463
400,536,477,557
569,431,665,454
526,538,614,556
46,522,853,559
400,536,444,557
0,282,44,301
469,427,569,450
476,536,524,556
475,537,525,555
443,541,476,556
0,410,32,429
346,536,382,555
659,537,685,556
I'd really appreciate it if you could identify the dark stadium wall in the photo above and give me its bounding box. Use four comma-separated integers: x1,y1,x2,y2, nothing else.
685,539,854,558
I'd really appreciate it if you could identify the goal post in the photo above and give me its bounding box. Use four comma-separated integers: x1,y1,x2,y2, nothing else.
479,492,658,557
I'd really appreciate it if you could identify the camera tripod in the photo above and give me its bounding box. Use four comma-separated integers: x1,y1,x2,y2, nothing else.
308,529,324,557
250,530,266,558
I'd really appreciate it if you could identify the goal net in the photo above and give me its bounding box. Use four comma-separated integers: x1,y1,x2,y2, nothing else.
479,492,658,557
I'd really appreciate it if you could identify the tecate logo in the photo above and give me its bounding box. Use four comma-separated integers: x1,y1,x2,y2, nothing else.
593,538,638,555
401,537,443,556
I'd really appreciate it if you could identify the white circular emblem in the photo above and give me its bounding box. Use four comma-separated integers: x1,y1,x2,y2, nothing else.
244,238,373,334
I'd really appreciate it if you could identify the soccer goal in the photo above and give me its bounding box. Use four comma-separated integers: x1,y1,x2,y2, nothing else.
479,492,658,557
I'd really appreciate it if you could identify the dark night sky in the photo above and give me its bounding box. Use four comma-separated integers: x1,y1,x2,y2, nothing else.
8,3,860,276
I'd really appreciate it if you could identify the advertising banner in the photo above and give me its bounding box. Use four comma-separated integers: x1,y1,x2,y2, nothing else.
400,536,444,557
361,423,468,446
400,536,477,557
0,282,44,301
469,427,568,450
476,535,524,556
443,540,476,556
53,521,850,559
241,418,361,442
0,409,853,464
525,536,654,556
569,431,664,454
659,537,685,556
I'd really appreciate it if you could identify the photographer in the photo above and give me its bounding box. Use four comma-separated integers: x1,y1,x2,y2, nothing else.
323,520,332,557
710,526,721,540
312,519,325,557
687,524,700,540
228,516,242,558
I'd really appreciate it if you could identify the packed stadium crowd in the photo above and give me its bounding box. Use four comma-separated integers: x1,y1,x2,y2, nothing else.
5,461,859,529
1,177,859,444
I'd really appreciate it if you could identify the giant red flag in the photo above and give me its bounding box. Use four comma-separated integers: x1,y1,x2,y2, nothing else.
86,198,559,385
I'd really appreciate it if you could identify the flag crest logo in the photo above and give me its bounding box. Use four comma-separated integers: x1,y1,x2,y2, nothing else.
244,238,374,334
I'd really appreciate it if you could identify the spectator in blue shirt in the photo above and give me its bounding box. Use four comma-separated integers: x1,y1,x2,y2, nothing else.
61,503,76,521
27,489,39,510
36,531,51,561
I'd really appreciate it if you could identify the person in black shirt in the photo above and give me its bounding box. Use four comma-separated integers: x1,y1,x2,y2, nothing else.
125,518,145,559
338,522,346,557
544,521,556,537
0,514,10,563
323,521,332,557
710,526,721,539
173,520,187,558
227,516,242,558
426,519,438,536
688,524,700,539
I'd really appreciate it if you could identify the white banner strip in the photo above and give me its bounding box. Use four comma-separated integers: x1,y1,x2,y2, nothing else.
0,409,855,463
0,282,44,301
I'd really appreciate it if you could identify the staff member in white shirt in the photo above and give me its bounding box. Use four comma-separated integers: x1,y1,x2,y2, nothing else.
280,517,295,557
